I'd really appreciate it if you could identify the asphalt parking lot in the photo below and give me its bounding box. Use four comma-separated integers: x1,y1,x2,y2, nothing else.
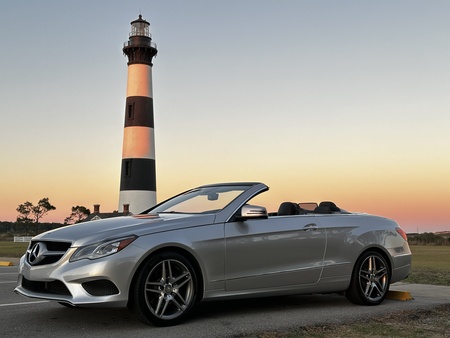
1,258,449,337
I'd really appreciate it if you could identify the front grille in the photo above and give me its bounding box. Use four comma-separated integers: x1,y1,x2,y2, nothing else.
27,241,71,266
34,256,62,265
82,280,119,296
22,277,72,296
42,241,72,251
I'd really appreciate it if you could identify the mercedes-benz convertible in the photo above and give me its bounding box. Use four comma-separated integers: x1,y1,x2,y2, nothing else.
15,182,411,326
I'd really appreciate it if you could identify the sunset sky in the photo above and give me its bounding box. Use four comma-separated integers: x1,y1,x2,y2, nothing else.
1,1,449,233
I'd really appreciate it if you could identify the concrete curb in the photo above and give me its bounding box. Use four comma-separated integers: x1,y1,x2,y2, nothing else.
0,257,20,266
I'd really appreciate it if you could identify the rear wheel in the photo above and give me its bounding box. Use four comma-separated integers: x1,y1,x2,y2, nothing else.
128,252,198,326
346,251,390,305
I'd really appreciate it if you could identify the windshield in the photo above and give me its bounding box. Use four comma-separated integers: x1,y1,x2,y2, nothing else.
148,185,251,214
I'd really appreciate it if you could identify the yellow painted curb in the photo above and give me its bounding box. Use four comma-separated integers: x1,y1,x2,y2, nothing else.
387,290,413,301
0,261,14,266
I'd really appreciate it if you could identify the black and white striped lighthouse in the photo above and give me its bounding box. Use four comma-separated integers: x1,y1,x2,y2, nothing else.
119,15,158,214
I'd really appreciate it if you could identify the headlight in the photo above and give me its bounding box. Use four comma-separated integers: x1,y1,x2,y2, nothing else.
70,235,137,262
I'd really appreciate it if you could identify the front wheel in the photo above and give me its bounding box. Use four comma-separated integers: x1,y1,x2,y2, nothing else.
128,252,198,326
346,251,390,305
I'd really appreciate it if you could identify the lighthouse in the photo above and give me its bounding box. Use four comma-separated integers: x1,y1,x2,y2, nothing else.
119,15,158,214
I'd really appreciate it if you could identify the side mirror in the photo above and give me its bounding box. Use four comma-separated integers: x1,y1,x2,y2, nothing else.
235,205,268,221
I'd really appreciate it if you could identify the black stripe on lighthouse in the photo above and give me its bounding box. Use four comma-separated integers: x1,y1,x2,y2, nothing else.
125,96,154,128
120,158,156,191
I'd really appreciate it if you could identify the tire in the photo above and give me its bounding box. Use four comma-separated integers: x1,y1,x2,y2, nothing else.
128,252,198,326
346,251,390,305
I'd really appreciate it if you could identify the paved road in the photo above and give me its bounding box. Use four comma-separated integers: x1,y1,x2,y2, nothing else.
1,260,449,337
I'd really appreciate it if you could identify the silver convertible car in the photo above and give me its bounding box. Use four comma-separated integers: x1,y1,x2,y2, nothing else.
15,182,411,326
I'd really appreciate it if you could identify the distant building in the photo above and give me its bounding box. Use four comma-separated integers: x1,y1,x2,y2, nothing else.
83,204,131,222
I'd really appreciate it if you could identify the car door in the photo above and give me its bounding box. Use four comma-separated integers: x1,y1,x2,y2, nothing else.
224,215,327,292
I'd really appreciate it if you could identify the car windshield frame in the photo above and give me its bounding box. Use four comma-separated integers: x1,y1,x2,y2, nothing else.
146,184,254,215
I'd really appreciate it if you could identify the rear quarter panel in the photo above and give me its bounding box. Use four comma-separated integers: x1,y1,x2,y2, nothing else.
315,214,410,284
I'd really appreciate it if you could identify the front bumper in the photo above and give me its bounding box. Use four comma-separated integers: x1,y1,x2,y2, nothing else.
15,244,146,307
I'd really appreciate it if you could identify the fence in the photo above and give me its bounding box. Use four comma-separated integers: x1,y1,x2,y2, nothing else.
14,236,32,243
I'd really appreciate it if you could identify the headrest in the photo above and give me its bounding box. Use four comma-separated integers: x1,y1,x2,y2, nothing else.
319,201,340,212
278,202,300,216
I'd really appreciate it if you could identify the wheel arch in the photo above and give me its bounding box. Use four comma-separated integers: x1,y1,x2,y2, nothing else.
128,246,205,303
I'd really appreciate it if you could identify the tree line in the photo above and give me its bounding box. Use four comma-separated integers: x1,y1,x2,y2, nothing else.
407,232,449,246
0,221,65,237
15,198,91,225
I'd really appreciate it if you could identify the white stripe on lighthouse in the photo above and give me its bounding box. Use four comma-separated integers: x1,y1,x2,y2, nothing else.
122,126,155,159
119,191,156,214
126,64,153,97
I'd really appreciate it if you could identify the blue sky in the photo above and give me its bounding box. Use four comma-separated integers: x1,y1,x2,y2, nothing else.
1,1,449,232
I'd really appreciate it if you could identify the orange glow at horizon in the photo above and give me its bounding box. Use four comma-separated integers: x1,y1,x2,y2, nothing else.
2,139,449,234
1,175,449,234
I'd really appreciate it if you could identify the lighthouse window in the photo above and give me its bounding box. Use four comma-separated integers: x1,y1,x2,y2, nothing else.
127,104,134,119
125,160,132,177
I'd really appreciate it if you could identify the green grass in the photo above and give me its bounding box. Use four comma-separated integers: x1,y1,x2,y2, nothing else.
0,241,28,257
407,245,450,286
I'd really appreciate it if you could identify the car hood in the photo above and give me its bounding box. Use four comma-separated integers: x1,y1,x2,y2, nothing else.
33,213,217,247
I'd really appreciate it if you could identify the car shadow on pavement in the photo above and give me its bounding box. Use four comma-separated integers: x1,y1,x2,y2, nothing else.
6,293,352,337
191,293,350,321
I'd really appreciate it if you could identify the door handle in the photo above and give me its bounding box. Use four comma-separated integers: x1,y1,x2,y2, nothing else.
303,223,318,231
